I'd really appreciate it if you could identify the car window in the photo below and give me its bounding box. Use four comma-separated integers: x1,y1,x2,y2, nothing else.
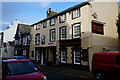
7,61,37,75
116,56,120,66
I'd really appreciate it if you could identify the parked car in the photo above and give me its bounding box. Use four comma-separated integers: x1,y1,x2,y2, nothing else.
92,51,120,80
13,56,27,59
2,59,47,80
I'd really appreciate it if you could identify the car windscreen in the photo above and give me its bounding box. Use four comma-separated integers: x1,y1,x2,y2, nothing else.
7,61,38,75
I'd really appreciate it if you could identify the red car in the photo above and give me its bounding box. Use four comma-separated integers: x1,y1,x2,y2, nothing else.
2,59,47,80
92,51,120,80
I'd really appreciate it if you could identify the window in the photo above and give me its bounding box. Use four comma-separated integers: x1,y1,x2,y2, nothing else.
61,50,67,63
92,22,104,35
73,23,81,39
74,50,81,64
23,50,26,55
72,8,80,19
35,34,40,45
116,56,120,66
59,14,66,23
36,24,40,30
50,29,55,42
41,35,45,45
18,38,21,45
50,18,55,26
60,27,66,40
32,51,34,58
43,21,47,28
23,36,27,45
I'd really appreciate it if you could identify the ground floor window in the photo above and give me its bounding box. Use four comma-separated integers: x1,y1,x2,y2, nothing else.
35,50,40,61
61,50,67,63
74,50,81,64
23,50,26,55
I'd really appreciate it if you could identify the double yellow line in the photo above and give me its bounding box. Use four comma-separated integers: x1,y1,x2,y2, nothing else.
47,70,89,79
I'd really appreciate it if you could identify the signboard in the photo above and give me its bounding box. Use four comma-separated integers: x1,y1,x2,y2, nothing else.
48,42,56,46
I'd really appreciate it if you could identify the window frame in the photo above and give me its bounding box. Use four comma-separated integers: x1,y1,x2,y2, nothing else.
59,14,66,23
23,50,26,55
74,50,81,65
50,29,55,42
43,21,47,28
50,18,55,26
22,36,27,45
61,50,67,63
72,8,80,19
35,34,40,45
59,26,67,40
72,23,81,39
36,24,40,30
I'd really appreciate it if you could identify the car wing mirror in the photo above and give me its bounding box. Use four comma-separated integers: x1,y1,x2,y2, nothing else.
37,66,41,70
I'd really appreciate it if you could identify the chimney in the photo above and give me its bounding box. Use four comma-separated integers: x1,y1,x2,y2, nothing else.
55,8,57,12
47,8,57,18
7,26,10,29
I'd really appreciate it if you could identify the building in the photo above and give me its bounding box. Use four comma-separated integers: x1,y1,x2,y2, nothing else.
29,0,119,71
3,20,21,58
0,32,3,58
14,24,31,58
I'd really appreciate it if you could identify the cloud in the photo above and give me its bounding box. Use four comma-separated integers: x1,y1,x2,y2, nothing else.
40,2,50,8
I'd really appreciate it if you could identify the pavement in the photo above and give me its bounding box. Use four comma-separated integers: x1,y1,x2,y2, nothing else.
34,63,96,80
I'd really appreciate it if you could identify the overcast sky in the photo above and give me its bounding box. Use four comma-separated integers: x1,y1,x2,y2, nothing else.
1,0,120,32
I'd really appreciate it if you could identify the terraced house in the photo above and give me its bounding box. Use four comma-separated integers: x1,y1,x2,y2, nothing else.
30,0,119,71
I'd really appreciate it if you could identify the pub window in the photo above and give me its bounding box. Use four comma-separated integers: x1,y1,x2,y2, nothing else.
59,14,66,23
36,24,40,30
73,23,81,39
92,22,104,35
50,29,55,42
61,50,67,63
23,50,26,55
74,50,81,64
43,21,47,28
60,27,66,40
72,8,80,19
35,34,40,45
41,35,45,44
50,18,55,26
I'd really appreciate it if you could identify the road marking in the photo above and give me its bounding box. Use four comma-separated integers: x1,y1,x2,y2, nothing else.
47,69,89,79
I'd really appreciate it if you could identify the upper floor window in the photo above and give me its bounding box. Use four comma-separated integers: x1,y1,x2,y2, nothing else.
92,22,104,35
23,36,27,45
73,23,81,39
43,21,47,28
41,35,45,45
36,24,40,30
59,14,66,23
23,50,26,55
18,38,22,45
50,18,55,26
50,29,55,42
60,27,66,40
35,34,40,45
72,8,80,19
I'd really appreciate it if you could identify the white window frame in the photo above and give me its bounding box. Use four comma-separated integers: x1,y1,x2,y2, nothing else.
73,23,81,39
36,34,40,45
60,27,66,40
36,24,40,30
23,50,26,55
43,21,47,28
74,50,81,65
61,50,66,63
72,8,80,19
23,37,27,45
50,18,55,26
50,29,55,42
59,14,66,22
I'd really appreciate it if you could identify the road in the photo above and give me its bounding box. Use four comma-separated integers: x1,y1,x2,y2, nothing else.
40,69,93,80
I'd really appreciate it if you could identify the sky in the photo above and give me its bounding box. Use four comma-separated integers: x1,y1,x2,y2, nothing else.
1,0,120,32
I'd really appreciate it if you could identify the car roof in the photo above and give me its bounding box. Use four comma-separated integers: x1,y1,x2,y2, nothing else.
2,59,31,63
95,51,120,56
